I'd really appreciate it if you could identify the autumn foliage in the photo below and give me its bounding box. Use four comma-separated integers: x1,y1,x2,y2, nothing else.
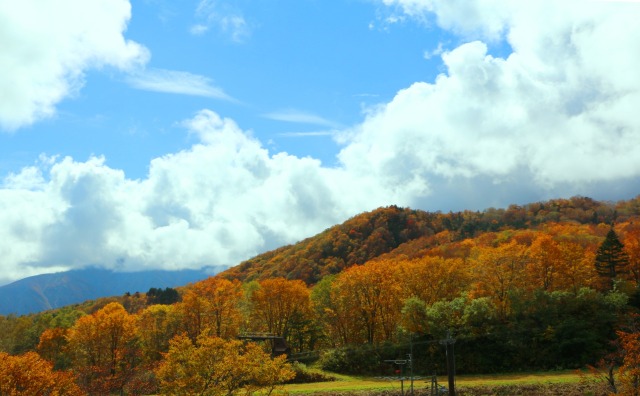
0,351,82,395
66,302,141,394
1,196,640,392
156,334,294,395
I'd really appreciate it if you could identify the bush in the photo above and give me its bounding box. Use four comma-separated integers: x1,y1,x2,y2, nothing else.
319,347,382,375
286,362,337,384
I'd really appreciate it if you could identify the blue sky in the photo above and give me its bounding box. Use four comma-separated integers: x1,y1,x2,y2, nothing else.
1,0,640,284
2,0,450,178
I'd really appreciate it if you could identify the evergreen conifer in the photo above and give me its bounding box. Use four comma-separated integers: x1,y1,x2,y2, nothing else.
595,228,629,289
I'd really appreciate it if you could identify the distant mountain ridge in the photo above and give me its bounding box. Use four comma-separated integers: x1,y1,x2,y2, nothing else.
0,267,223,315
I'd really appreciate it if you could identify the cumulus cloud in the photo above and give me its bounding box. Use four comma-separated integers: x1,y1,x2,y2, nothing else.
2,0,640,284
0,110,398,284
339,0,640,208
0,0,149,131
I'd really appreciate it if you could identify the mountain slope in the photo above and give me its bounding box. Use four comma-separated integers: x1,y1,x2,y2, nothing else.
220,197,636,284
4,196,636,315
220,206,440,284
0,267,223,315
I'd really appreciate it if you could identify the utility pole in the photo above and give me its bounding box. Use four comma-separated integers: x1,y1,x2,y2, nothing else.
439,330,456,396
408,335,414,396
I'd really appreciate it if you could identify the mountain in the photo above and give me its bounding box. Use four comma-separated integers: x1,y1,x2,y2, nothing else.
4,196,637,315
0,267,224,315
220,205,438,284
220,197,638,284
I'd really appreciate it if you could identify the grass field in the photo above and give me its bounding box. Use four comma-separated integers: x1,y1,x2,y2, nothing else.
282,370,586,394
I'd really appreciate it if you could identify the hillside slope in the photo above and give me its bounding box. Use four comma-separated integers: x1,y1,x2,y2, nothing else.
220,196,637,284
221,206,439,284
0,267,223,315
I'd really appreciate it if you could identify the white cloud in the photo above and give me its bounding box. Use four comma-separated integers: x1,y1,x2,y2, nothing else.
3,0,640,284
190,24,209,35
263,110,340,128
219,15,250,43
126,68,234,100
0,0,149,131
191,0,251,43
382,0,511,40
277,131,335,137
423,42,444,60
338,0,640,206
0,110,396,284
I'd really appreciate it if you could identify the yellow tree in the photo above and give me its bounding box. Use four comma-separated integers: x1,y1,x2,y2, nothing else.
622,222,640,286
330,260,404,344
556,241,598,293
242,344,295,396
526,233,562,291
398,256,470,304
156,334,294,396
178,277,243,342
136,304,181,364
0,351,83,396
66,302,139,394
312,275,362,346
249,278,313,339
470,240,528,320
400,297,429,335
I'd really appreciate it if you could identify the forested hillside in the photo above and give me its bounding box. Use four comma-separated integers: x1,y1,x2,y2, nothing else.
2,195,640,394
221,196,633,284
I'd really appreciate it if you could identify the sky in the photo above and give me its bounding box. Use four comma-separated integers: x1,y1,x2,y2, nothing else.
1,0,640,284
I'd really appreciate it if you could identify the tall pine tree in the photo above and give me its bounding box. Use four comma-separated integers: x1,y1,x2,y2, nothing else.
595,228,629,290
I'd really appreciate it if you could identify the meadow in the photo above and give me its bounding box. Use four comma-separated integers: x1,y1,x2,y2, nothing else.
282,370,607,396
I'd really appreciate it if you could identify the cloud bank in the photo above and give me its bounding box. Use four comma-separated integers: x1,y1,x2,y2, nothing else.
1,110,395,283
2,0,640,283
350,0,640,207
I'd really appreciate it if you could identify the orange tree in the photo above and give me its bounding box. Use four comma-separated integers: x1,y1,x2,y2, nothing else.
526,233,563,291
0,351,83,396
66,302,143,394
37,327,71,370
556,240,598,293
397,256,470,304
621,222,640,286
326,260,404,345
249,278,315,352
470,239,529,320
178,277,244,342
617,329,640,396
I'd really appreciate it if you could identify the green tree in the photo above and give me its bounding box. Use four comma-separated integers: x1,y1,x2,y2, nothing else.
595,229,630,290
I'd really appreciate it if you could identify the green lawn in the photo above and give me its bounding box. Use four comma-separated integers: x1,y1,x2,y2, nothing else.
283,370,585,394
